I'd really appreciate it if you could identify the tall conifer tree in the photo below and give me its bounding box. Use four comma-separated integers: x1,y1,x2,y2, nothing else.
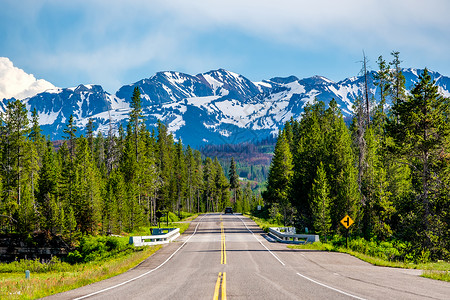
311,162,331,241
266,130,293,224
388,68,450,252
228,157,239,204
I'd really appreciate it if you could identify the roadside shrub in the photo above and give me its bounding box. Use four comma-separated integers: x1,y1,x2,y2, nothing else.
65,235,132,264
179,211,195,220
379,241,400,261
346,238,404,261
167,212,179,222
0,257,72,273
416,249,431,264
330,235,346,247
268,204,283,225
393,240,415,263
348,237,368,254
311,241,334,251
66,250,83,264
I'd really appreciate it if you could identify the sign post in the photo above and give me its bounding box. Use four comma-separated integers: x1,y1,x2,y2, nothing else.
340,215,354,248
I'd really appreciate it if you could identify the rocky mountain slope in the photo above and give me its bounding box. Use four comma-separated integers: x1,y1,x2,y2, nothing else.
2,58,450,147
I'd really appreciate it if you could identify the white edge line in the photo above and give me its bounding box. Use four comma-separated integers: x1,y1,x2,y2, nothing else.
74,214,206,300
238,216,285,266
296,272,367,300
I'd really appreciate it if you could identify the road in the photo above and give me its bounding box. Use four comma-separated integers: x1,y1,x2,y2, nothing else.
45,214,450,300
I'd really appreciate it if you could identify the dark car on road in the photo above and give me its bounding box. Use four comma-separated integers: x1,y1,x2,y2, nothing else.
224,207,233,214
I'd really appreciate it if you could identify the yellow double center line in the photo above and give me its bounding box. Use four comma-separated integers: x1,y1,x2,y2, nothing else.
221,219,226,264
213,272,226,300
214,216,227,300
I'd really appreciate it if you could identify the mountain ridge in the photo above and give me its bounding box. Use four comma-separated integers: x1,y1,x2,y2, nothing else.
2,59,450,147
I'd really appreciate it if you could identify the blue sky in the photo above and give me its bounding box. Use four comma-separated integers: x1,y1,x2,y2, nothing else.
1,0,450,93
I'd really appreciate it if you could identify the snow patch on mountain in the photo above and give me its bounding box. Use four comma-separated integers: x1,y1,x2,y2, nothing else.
2,59,450,147
202,74,223,94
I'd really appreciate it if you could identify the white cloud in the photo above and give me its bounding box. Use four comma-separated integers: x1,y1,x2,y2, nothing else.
0,57,56,100
3,0,450,91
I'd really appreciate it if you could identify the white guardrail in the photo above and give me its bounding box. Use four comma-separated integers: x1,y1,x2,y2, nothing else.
268,227,319,244
129,228,180,246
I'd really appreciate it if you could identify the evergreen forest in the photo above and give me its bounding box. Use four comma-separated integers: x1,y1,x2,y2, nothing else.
1,53,448,262
264,53,449,260
0,87,258,239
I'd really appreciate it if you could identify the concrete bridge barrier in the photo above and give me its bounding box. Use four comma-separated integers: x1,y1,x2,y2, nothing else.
129,228,180,246
268,227,319,244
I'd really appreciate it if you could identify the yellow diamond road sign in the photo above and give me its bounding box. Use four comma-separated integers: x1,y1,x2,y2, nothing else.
340,215,354,229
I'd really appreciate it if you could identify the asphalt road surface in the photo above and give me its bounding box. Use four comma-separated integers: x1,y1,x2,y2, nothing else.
45,214,450,300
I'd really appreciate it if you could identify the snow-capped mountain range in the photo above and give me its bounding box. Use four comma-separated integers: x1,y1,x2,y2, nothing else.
2,57,450,147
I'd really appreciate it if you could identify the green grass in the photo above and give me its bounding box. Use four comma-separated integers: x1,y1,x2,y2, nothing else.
422,270,450,281
288,243,450,282
0,212,198,299
0,245,161,299
244,214,283,232
127,213,197,236
246,213,450,282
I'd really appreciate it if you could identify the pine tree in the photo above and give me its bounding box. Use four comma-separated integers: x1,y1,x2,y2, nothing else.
311,162,331,241
86,118,94,157
389,51,406,106
353,97,366,194
63,115,77,162
37,141,59,233
266,130,293,225
120,123,142,231
61,115,77,209
29,108,46,162
28,108,44,224
290,101,326,228
156,121,174,211
228,157,239,204
5,100,30,207
104,170,118,234
213,158,228,212
0,100,34,232
361,127,393,239
129,87,143,163
72,136,101,234
174,140,186,216
94,132,106,176
140,128,159,226
203,157,216,212
373,56,390,114
361,51,371,126
388,68,450,253
326,102,359,233
106,169,127,233
242,181,252,213
65,206,76,243
106,121,117,176
185,146,195,213
193,150,203,213
24,138,40,230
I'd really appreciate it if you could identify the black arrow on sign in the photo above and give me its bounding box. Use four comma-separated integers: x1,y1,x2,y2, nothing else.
344,217,350,227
